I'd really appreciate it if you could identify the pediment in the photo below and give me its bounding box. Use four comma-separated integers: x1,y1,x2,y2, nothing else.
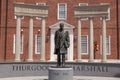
49,21,75,29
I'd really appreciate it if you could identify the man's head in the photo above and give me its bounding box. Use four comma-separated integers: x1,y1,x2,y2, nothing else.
59,23,64,30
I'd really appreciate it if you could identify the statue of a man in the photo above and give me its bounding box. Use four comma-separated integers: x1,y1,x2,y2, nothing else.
54,23,70,67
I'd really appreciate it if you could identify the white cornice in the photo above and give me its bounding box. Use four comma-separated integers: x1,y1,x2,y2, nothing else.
49,21,75,29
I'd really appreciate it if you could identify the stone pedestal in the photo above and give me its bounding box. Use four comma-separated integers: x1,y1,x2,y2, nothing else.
48,67,73,80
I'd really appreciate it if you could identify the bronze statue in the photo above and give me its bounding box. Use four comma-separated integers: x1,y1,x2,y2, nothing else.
54,23,70,67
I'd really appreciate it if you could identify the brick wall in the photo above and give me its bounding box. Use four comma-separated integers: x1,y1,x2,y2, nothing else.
118,0,120,59
0,0,7,61
0,0,119,61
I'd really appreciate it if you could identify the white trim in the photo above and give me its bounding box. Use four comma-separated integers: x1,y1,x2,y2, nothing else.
36,17,42,20
36,3,46,20
100,3,110,21
66,29,74,61
79,3,88,6
14,15,24,19
81,35,88,55
79,3,88,21
13,34,24,54
49,29,56,61
49,21,75,29
100,35,111,55
36,2,46,6
58,3,67,20
14,2,24,20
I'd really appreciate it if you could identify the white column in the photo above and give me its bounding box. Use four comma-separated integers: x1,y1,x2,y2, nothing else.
89,18,94,62
50,30,55,61
15,16,21,62
27,16,33,62
40,18,46,61
77,19,82,62
101,17,107,63
67,30,73,61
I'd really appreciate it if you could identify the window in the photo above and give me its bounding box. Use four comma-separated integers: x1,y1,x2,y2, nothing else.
13,34,24,54
100,3,110,20
81,35,88,54
36,3,46,20
106,36,110,53
35,35,41,54
58,3,67,20
100,36,111,55
79,3,88,20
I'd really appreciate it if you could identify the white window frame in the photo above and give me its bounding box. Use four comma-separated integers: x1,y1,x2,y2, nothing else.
35,35,41,54
100,3,110,21
100,35,111,55
36,3,46,20
13,34,24,54
81,35,88,54
79,3,88,21
58,3,67,20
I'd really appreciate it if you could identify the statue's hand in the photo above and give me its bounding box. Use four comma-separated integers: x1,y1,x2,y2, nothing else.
55,44,59,49
65,41,70,48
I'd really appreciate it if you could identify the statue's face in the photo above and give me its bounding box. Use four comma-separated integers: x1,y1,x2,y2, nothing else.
59,23,64,31
60,23,64,30
60,26,64,30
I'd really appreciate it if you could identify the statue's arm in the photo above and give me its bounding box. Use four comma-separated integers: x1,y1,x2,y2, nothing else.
54,31,59,49
65,31,70,48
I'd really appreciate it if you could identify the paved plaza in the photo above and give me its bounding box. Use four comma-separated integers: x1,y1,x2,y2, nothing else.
0,76,119,80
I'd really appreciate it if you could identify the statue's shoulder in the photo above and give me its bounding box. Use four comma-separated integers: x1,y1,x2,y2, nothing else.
55,30,60,35
65,31,69,34
65,31,69,33
55,30,59,33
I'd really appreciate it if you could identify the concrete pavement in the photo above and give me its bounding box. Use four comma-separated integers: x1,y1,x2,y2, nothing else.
0,76,119,80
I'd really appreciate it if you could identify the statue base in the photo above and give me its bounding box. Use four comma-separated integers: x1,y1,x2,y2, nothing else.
48,66,73,80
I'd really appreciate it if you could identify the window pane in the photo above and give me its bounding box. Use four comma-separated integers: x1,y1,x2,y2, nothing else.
20,35,23,52
59,7,65,11
106,43,109,53
13,35,23,54
59,13,65,18
106,36,110,53
100,35,110,55
37,35,41,53
58,4,66,19
81,36,87,53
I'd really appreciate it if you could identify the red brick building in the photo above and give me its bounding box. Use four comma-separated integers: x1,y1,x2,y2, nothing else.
0,0,120,62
